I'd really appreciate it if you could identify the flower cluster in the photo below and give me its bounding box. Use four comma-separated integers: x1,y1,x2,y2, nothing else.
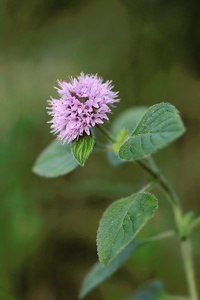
47,73,119,143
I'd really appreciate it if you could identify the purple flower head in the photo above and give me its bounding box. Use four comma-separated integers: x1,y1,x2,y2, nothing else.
47,73,119,143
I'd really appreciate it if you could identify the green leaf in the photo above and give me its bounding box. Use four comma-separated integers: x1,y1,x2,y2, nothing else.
108,106,148,165
71,133,94,166
97,192,158,266
80,230,174,298
32,140,79,178
127,280,165,300
119,103,185,161
79,240,141,298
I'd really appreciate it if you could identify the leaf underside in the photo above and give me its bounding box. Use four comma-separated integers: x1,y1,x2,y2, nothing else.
79,240,141,298
127,279,165,300
32,140,79,178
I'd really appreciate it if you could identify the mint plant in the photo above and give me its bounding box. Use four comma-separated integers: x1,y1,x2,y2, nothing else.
33,74,199,299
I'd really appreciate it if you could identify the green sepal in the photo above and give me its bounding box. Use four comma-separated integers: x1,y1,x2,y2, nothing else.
71,132,94,166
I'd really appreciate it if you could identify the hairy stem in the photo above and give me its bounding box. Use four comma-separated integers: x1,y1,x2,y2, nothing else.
181,239,198,300
96,125,117,143
141,230,175,243
97,127,198,299
136,159,198,300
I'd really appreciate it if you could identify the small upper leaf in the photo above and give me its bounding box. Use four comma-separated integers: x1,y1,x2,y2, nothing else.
112,128,128,155
79,240,141,298
32,140,79,178
181,211,195,237
97,192,158,266
119,103,185,161
107,106,148,165
71,133,94,166
110,106,148,136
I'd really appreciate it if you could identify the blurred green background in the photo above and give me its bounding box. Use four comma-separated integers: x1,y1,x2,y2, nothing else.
0,0,200,299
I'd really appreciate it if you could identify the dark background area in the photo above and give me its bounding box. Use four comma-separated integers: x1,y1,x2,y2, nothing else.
0,0,200,299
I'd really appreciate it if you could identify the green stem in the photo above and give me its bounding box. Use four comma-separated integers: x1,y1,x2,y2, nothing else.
136,160,179,206
136,159,198,300
181,239,198,300
136,160,183,236
140,181,157,193
96,125,117,143
141,230,175,243
96,126,198,298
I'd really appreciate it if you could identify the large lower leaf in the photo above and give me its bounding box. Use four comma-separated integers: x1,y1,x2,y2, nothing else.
79,240,141,298
119,103,185,161
97,192,158,266
32,140,79,177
